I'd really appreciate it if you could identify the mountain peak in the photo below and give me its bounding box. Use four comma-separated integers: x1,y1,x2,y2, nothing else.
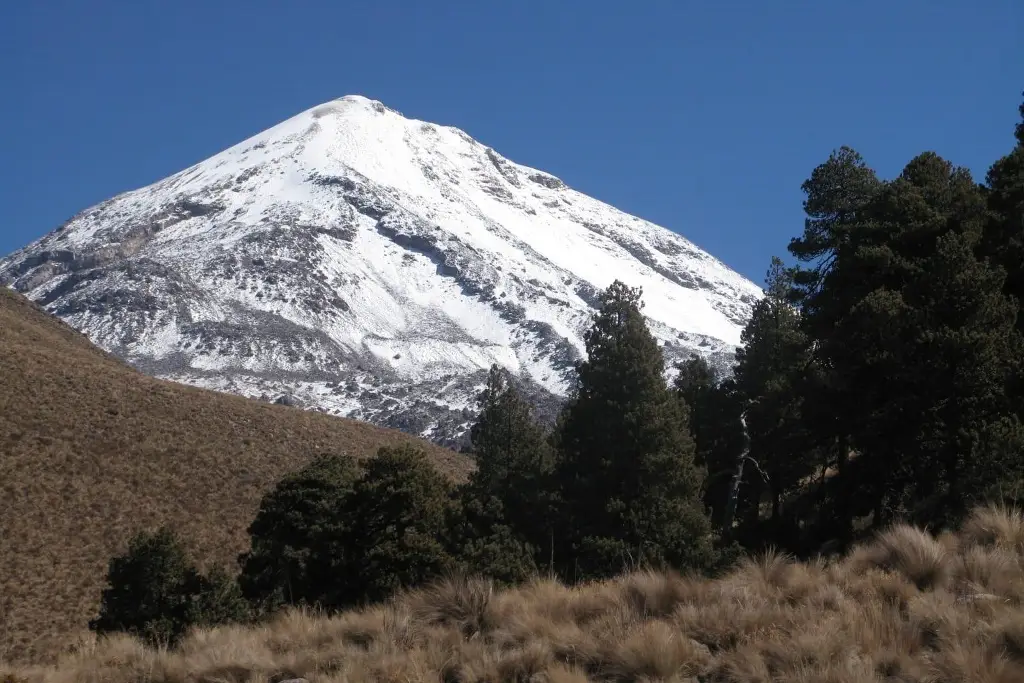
333,93,386,107
0,101,761,446
335,93,377,104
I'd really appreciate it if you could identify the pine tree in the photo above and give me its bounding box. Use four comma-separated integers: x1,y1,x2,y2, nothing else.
553,281,715,580
983,93,1024,314
787,147,885,545
789,146,885,320
673,355,745,528
187,567,249,629
448,365,555,583
91,528,247,647
447,493,539,585
240,447,456,611
341,444,455,605
982,92,1024,412
732,257,815,538
238,454,360,612
467,365,556,551
867,153,1022,524
90,528,197,646
796,152,1024,529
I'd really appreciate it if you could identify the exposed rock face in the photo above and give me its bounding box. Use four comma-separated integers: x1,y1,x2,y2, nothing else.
0,95,761,447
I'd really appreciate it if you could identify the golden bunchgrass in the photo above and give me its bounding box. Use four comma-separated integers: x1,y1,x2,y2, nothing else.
4,505,1024,683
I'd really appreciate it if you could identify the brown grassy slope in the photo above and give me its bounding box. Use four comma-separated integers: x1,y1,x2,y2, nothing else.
0,287,470,664
7,505,1024,683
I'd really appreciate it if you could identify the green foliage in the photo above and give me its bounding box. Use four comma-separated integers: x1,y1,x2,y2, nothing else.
187,567,249,628
785,147,1024,538
554,281,716,580
789,146,884,314
673,355,744,527
748,104,1024,552
90,528,194,646
447,365,554,584
90,528,247,647
982,92,1024,411
732,257,816,530
238,453,360,612
467,365,557,552
447,491,539,585
342,444,456,605
855,154,1019,524
241,446,457,612
785,148,887,545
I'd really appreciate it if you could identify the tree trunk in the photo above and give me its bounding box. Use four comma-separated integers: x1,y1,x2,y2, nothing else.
721,414,750,538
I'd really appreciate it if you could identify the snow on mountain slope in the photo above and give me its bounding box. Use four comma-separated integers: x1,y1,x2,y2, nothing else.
0,95,762,446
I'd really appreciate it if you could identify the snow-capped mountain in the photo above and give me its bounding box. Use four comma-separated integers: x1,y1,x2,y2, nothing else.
0,95,761,446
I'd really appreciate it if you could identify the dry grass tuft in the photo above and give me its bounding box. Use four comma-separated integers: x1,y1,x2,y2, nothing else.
617,569,701,618
0,287,469,665
405,575,505,639
600,618,710,680
847,524,953,590
961,504,1024,554
544,663,592,683
5,507,1024,682
992,613,1024,663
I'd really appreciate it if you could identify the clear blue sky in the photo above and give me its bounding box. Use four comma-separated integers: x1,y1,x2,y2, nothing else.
2,1,1021,284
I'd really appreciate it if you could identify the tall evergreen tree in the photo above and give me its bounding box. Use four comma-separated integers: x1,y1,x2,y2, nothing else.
238,454,360,612
796,152,1023,529
787,147,885,545
983,93,1024,312
789,146,885,319
448,365,554,583
553,281,715,580
341,444,455,605
863,154,1022,524
673,355,745,528
467,365,556,549
982,92,1024,413
732,257,815,534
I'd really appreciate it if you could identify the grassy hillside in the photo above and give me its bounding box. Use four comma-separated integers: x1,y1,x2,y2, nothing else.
0,288,471,664
4,504,1023,683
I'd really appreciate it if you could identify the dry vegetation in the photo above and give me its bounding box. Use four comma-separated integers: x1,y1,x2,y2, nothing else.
1,504,1021,683
0,288,470,664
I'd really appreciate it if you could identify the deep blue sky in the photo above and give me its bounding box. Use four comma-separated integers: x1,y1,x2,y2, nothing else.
3,1,1021,285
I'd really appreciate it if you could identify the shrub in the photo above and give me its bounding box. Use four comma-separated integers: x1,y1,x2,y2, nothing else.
188,567,250,628
340,444,456,605
447,492,539,586
240,446,457,613
89,528,247,647
238,453,361,612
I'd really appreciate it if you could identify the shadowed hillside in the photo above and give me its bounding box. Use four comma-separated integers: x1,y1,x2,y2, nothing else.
0,287,470,664
4,505,1023,683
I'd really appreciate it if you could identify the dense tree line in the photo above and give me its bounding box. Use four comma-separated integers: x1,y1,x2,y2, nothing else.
714,94,1024,552
89,93,1024,646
